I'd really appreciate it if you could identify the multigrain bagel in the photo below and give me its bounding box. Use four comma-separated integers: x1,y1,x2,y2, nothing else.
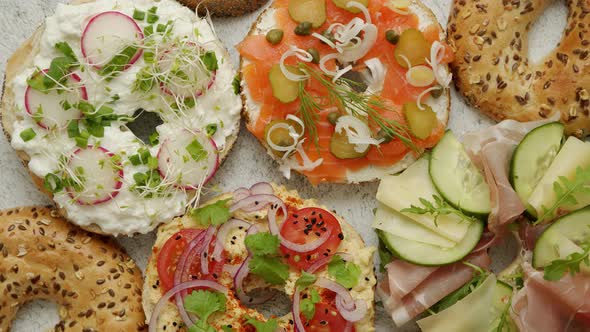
0,0,242,236
183,0,270,16
0,206,146,331
448,0,590,137
143,183,376,331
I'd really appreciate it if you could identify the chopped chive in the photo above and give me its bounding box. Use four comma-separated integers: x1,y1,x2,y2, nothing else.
133,9,146,21
156,23,167,33
67,121,80,138
148,6,158,14
43,173,63,193
186,139,207,162
144,25,154,37
149,132,159,145
206,124,217,137
147,13,159,24
20,128,36,142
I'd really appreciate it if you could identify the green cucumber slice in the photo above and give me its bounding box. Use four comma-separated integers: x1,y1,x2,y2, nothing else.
489,281,517,332
532,206,590,270
430,131,491,218
377,219,484,266
510,122,564,214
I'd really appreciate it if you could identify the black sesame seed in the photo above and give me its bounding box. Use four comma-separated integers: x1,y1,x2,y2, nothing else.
338,233,344,240
315,232,321,236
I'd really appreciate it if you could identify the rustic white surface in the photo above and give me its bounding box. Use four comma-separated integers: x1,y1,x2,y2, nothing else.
0,0,566,330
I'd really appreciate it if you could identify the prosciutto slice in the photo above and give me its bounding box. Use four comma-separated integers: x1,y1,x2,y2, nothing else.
378,251,491,327
463,118,556,235
511,263,590,332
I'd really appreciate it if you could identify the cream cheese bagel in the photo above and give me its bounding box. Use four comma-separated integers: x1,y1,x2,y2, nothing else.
143,183,376,331
1,0,242,235
238,0,453,184
0,206,146,331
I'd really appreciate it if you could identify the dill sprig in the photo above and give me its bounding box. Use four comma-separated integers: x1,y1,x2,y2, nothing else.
297,63,417,151
297,81,321,149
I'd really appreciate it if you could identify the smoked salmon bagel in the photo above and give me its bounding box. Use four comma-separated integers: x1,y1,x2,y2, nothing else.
143,183,376,331
238,0,454,184
1,0,242,235
448,0,590,138
0,206,146,331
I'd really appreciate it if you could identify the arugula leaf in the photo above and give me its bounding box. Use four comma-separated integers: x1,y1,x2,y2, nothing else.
401,194,477,226
249,255,290,285
328,255,361,288
543,242,590,281
492,295,513,332
536,166,590,224
430,265,489,313
190,199,231,226
300,288,321,320
245,233,280,256
186,139,208,162
184,289,226,321
296,271,317,288
244,316,278,332
200,51,218,72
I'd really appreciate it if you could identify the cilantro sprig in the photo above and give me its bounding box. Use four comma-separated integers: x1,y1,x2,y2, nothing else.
184,289,226,332
245,232,290,285
327,255,361,289
401,194,477,226
300,288,321,320
244,316,278,332
190,199,231,227
535,166,590,224
543,242,590,281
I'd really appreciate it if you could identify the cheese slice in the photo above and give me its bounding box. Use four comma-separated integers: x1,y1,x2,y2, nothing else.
528,136,590,216
373,203,457,248
376,158,470,243
417,274,497,332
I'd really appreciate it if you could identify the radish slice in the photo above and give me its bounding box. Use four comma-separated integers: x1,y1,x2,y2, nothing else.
157,130,219,190
66,146,123,205
158,43,216,98
25,71,87,129
81,11,143,68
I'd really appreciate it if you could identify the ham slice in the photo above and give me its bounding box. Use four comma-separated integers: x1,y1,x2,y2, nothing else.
511,263,590,332
463,118,556,235
378,251,491,327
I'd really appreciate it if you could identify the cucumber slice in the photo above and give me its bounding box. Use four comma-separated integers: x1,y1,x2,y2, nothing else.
510,122,564,214
377,219,483,266
489,281,517,332
430,131,491,218
533,206,590,270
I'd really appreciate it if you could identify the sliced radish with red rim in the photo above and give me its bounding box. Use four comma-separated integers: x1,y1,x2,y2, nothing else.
157,130,219,190
81,11,143,69
158,43,216,99
25,71,87,129
66,146,123,205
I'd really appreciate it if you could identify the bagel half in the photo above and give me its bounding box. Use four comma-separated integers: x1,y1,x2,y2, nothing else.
143,184,376,331
1,0,241,236
448,0,590,137
239,0,451,184
0,206,146,331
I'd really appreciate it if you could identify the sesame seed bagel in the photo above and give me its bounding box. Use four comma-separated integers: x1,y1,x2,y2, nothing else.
181,0,270,16
448,0,590,137
0,206,146,331
143,184,376,331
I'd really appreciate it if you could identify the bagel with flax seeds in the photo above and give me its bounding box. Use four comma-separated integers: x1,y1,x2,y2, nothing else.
143,183,376,331
184,0,270,16
448,0,590,137
0,206,146,331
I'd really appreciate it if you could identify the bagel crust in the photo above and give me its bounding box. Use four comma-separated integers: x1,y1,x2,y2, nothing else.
182,0,270,16
449,0,590,137
0,206,146,331
143,184,376,331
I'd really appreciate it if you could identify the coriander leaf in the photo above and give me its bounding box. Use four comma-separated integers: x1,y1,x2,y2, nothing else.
186,139,208,162
190,199,231,226
249,255,289,285
300,289,320,320
296,271,317,288
244,316,278,332
430,265,488,313
188,320,216,332
221,326,234,332
401,194,477,225
200,51,218,72
245,233,280,256
184,289,226,322
536,166,590,224
328,255,361,288
543,242,590,281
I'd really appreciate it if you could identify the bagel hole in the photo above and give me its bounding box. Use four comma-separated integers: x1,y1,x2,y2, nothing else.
489,233,519,274
245,288,292,318
527,0,568,64
11,300,59,331
125,109,163,144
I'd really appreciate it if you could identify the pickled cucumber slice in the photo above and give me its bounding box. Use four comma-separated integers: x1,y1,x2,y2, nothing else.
288,0,326,28
264,119,304,157
394,28,431,68
403,102,437,140
330,131,368,159
269,64,300,103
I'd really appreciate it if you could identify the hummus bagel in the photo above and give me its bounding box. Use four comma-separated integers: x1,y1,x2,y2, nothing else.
448,0,590,137
0,206,146,331
1,0,242,235
238,0,454,184
143,183,376,331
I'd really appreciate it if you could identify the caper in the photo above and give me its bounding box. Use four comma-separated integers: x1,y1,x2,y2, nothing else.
375,129,393,143
327,111,341,125
385,30,399,44
295,22,313,36
430,86,444,98
307,48,320,64
266,29,284,45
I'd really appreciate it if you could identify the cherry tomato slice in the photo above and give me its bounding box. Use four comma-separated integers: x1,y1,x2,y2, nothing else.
156,228,225,293
280,207,343,270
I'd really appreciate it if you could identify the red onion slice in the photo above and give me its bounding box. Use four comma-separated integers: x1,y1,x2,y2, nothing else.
315,277,367,323
149,280,228,332
233,187,251,201
249,182,274,195
213,219,251,261
292,287,306,332
200,226,216,275
306,252,354,274
230,194,283,213
173,231,206,325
